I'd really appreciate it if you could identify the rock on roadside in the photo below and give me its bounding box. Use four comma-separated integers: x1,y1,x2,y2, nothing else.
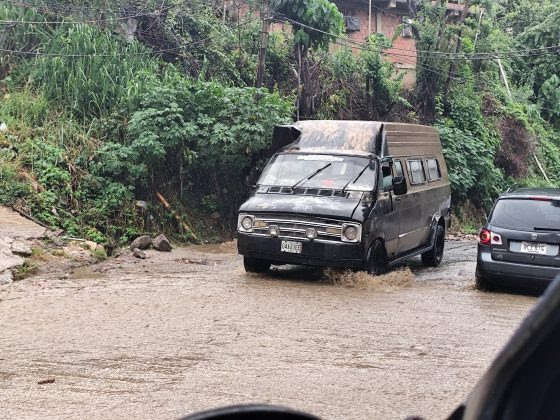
152,234,172,252
0,246,25,272
0,236,24,283
132,248,146,259
0,270,13,285
11,241,32,256
130,235,152,251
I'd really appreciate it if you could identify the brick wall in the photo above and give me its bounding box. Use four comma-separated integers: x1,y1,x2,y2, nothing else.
333,1,417,87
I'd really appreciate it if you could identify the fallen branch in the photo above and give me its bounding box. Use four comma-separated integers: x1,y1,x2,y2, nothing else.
155,192,198,240
10,206,50,229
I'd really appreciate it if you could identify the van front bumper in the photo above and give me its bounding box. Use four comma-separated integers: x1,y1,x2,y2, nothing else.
238,233,365,268
477,247,558,289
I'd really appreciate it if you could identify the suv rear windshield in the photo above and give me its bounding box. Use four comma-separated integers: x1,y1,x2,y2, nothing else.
490,198,560,231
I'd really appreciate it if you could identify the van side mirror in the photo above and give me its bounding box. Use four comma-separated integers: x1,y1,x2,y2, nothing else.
247,167,261,188
393,176,407,196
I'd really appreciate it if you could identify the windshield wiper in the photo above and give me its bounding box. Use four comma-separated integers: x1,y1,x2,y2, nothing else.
342,162,371,194
534,227,560,232
291,163,332,190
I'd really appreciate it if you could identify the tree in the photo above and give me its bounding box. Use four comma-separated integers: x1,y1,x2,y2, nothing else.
269,0,344,118
498,0,560,122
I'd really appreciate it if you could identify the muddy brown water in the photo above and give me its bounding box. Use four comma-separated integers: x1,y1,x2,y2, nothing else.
0,241,536,419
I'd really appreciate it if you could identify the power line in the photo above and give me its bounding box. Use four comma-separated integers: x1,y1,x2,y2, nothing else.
0,1,172,24
0,0,172,25
271,10,560,61
328,37,469,83
1,0,172,17
0,34,218,57
6,0,559,61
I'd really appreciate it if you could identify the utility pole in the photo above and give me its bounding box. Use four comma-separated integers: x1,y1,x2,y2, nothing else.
497,58,512,100
368,0,372,36
473,9,484,51
255,2,270,88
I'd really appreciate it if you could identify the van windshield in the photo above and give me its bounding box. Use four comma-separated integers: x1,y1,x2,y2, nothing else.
258,154,377,192
490,198,560,231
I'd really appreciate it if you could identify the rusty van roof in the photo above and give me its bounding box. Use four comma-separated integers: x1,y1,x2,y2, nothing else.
279,120,383,156
273,120,440,157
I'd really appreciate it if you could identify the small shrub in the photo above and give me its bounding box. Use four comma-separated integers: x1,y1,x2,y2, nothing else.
92,247,108,261
12,261,38,281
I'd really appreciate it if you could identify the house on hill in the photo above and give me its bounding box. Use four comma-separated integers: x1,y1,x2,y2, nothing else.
331,0,468,87
229,0,468,88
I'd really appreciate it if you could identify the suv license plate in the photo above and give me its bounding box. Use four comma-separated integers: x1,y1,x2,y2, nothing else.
520,241,547,255
281,240,302,254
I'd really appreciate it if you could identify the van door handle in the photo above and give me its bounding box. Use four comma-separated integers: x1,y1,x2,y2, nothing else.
395,197,402,201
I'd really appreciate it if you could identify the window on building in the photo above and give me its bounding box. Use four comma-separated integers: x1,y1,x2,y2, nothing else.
340,8,360,32
402,16,413,38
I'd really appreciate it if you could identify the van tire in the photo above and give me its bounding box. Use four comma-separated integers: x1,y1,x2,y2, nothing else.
243,256,271,273
475,267,494,291
367,240,388,276
422,224,445,267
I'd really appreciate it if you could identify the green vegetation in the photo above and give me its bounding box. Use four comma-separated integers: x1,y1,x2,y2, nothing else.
12,261,39,280
1,0,559,242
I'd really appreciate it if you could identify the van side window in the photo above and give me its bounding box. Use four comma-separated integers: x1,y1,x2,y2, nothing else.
381,162,393,190
426,158,441,181
407,159,426,185
393,160,404,178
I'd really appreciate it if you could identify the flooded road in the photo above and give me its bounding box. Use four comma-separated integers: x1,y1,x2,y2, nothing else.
0,240,536,419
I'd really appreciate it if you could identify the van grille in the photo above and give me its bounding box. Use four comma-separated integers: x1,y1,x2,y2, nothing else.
265,186,346,198
252,214,343,242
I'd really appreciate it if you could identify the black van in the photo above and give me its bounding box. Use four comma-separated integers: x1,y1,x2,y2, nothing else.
237,120,451,274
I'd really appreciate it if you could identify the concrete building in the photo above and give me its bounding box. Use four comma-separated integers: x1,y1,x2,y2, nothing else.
231,1,467,88
333,0,466,87
333,0,416,85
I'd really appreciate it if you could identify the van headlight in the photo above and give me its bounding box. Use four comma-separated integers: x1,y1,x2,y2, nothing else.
342,223,361,242
238,214,254,232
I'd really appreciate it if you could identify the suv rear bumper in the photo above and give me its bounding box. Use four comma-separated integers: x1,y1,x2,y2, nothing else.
477,247,559,286
238,233,365,268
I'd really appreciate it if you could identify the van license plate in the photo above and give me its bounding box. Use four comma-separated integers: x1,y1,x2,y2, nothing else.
520,242,547,255
281,240,302,254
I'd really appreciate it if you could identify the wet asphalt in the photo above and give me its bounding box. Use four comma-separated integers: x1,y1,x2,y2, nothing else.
0,240,536,419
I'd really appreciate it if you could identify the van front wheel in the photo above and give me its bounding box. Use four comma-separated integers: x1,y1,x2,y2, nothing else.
422,224,445,267
243,256,271,273
367,240,388,276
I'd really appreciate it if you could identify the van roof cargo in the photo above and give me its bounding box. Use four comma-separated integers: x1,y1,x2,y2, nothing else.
271,120,441,157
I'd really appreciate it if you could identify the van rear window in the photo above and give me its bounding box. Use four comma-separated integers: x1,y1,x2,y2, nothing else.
490,199,560,231
407,160,425,184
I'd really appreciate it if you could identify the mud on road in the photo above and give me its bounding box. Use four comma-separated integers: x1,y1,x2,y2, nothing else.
0,240,536,419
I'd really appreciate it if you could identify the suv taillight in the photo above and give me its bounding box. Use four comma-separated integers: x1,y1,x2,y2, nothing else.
491,232,503,245
480,229,491,245
480,229,502,245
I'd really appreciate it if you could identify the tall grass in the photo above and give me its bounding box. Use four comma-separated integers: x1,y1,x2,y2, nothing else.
31,24,157,119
